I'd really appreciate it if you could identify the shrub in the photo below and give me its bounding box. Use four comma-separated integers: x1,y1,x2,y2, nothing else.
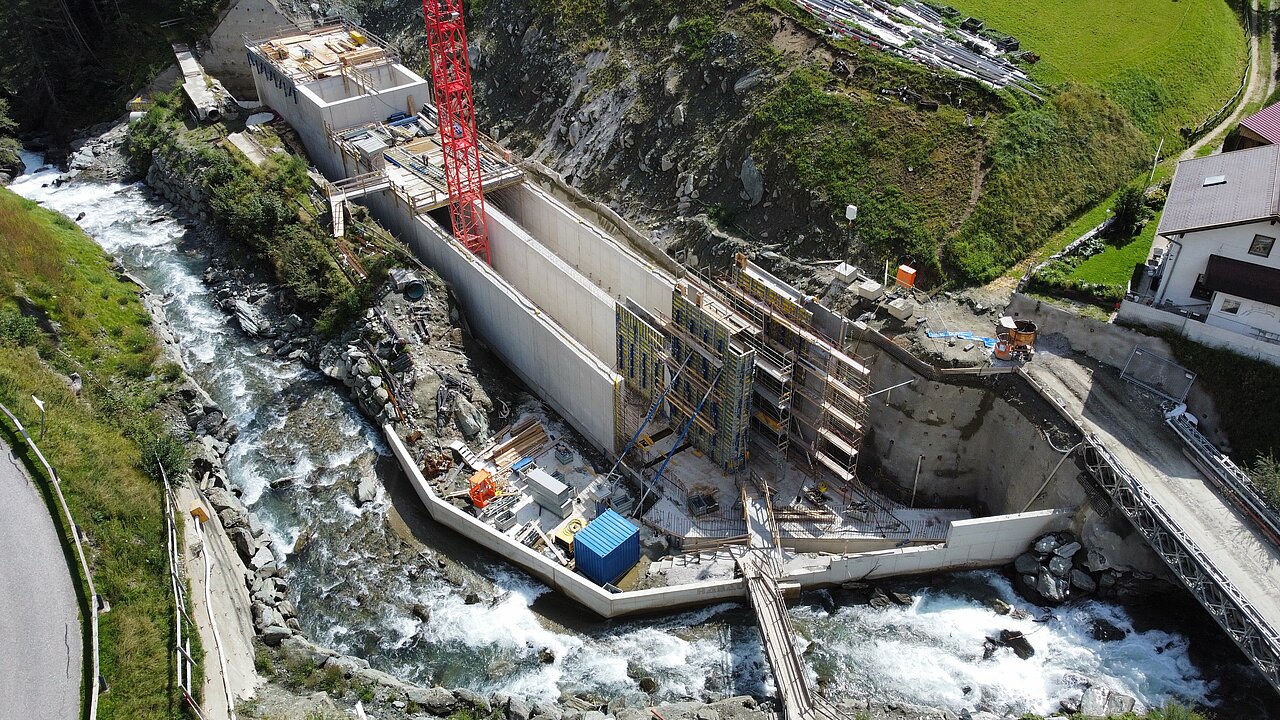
0,307,39,345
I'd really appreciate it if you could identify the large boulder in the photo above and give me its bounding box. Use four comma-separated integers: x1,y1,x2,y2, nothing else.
1036,567,1070,603
1013,552,1040,576
739,154,764,206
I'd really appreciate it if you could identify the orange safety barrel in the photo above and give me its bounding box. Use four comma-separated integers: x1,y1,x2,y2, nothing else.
469,469,496,509
895,265,917,289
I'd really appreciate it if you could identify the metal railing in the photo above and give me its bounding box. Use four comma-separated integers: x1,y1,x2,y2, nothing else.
1081,436,1280,694
1167,413,1280,544
0,401,101,720
158,461,210,720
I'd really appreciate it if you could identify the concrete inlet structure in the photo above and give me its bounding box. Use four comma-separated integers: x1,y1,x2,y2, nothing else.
248,22,1082,716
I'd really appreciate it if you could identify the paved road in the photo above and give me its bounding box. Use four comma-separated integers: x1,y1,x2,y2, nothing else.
1026,350,1280,636
0,440,82,720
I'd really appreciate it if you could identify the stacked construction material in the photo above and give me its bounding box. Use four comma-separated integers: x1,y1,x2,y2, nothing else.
525,468,572,518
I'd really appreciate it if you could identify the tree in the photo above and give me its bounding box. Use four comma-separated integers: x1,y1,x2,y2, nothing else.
1108,185,1153,239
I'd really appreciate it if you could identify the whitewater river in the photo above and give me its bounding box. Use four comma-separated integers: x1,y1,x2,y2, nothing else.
11,154,1264,717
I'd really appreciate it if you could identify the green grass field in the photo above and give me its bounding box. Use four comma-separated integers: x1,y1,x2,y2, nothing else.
0,187,188,719
1067,214,1159,287
946,0,1248,135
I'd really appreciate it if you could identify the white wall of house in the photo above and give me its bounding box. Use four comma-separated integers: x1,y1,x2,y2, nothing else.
1158,220,1280,328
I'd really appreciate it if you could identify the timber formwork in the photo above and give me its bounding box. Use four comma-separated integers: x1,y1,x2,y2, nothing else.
1081,437,1280,694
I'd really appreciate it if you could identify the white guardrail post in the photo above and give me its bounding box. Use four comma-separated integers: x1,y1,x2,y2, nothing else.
0,401,101,720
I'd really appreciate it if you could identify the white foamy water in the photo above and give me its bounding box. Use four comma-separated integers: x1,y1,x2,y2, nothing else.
8,152,1239,716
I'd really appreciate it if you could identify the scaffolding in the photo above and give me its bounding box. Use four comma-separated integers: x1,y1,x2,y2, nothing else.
709,255,871,495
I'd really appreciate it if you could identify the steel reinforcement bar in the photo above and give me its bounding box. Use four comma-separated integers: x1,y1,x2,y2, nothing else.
1081,436,1280,695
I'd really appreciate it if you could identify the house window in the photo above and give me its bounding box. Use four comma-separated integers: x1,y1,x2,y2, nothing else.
1190,274,1213,302
1221,298,1242,314
1249,235,1275,258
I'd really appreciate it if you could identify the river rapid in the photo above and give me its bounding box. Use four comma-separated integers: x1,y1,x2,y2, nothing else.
11,153,1263,718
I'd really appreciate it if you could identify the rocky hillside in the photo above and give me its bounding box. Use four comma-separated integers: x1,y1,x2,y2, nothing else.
338,0,1154,289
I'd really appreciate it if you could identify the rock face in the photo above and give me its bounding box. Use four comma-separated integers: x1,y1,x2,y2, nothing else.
1078,685,1136,718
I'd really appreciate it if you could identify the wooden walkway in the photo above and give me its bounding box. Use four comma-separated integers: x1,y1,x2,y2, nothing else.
739,487,840,720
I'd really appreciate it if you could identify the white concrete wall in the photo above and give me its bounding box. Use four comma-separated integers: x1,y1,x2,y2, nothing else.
362,191,621,452
250,58,342,178
386,426,746,617
486,205,618,366
1119,299,1280,366
492,184,675,317
201,0,293,95
786,510,1074,586
388,426,1073,616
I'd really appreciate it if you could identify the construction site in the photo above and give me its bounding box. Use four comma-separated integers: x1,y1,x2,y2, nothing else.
242,15,1129,720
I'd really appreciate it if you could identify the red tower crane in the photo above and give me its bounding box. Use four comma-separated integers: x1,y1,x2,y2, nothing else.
423,0,490,264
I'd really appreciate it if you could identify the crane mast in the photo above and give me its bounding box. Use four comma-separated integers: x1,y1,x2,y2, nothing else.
423,0,490,264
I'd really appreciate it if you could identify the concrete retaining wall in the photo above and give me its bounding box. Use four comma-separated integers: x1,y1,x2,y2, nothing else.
387,427,1075,617
491,184,675,316
862,349,1085,513
486,205,618,366
1119,299,1280,366
366,193,620,453
787,510,1074,586
385,426,746,617
1005,293,1174,369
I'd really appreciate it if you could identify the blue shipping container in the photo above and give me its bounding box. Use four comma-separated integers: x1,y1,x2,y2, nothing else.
574,509,640,586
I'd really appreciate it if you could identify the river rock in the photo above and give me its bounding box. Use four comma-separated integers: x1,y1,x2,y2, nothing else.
1034,533,1060,554
249,544,275,571
1036,567,1069,603
456,688,491,714
206,486,239,514
232,299,275,337
1079,686,1108,717
1071,568,1098,593
998,629,1035,659
1048,555,1073,577
506,696,532,720
869,587,893,609
261,623,292,646
407,686,456,715
226,525,256,560
1055,541,1082,558
1105,690,1136,715
538,647,556,664
411,603,432,622
639,676,658,693
1091,618,1127,642
1013,552,1039,575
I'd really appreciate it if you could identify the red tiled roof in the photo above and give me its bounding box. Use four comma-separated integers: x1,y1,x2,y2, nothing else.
1241,101,1280,145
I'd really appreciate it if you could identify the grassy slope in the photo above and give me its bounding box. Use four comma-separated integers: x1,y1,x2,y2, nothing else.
0,187,183,719
946,0,1247,135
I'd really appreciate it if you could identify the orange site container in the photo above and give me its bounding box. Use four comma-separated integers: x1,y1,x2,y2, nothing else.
896,265,917,289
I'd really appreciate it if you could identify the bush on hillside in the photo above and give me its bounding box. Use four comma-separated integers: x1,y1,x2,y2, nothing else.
1108,185,1153,239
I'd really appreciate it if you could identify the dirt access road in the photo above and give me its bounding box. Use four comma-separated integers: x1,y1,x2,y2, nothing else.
1182,0,1279,160
1024,348,1280,640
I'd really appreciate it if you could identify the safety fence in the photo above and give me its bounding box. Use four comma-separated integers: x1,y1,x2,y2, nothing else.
158,459,211,720
0,400,101,720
